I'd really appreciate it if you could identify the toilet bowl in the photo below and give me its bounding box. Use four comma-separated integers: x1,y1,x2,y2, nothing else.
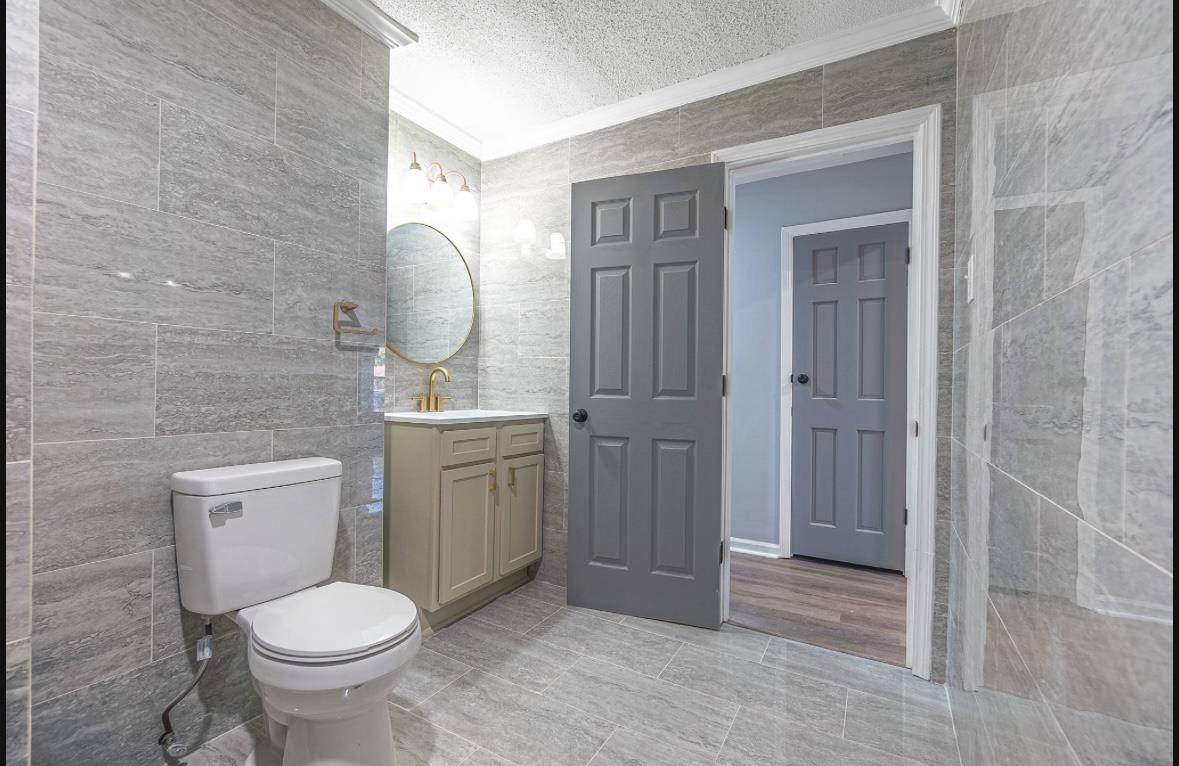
234,582,421,766
170,458,421,766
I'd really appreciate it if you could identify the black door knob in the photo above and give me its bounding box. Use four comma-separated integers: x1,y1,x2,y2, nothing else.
572,408,588,423
796,373,810,385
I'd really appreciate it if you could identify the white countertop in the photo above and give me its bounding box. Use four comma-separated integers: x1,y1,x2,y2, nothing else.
384,409,549,425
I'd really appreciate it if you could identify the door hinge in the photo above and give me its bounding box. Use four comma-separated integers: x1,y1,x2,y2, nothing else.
904,508,909,525
722,374,727,396
914,420,920,437
720,540,725,563
906,246,911,265
723,206,729,230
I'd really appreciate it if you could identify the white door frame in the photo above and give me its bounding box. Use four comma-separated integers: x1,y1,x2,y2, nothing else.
778,209,913,562
714,105,942,679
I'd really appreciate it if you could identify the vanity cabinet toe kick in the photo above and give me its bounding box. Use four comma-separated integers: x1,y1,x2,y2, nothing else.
384,417,546,632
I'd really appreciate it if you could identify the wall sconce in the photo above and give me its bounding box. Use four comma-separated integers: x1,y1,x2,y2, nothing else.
401,152,478,221
514,218,537,245
546,232,567,260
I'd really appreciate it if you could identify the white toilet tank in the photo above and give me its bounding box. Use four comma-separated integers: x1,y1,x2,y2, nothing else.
171,458,343,616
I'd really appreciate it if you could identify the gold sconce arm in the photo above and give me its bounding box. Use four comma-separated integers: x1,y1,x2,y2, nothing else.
332,299,378,336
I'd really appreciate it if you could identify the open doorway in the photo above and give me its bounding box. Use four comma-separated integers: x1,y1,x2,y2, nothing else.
715,107,943,677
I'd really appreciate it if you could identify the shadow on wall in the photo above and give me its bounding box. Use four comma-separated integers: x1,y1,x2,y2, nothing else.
947,0,1173,762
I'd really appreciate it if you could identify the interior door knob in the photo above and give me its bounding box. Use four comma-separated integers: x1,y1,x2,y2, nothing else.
796,373,810,385
572,408,588,423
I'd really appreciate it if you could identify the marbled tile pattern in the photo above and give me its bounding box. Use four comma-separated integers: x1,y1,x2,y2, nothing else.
391,583,963,766
5,639,30,766
8,2,389,759
948,0,1174,764
37,55,160,208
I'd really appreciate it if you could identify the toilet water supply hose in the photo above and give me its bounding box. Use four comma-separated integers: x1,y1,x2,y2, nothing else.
158,619,215,758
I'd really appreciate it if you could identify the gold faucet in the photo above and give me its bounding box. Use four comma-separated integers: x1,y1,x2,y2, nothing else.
412,366,451,413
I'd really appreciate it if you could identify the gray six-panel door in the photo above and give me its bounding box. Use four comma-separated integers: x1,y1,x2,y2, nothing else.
791,222,908,571
568,164,725,628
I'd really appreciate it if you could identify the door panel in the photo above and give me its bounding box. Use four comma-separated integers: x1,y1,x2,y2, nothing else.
438,462,496,604
569,163,725,628
791,222,908,571
497,454,544,576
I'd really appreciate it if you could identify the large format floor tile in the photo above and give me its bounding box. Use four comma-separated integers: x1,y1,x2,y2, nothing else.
717,707,929,766
426,618,578,692
526,609,682,677
543,657,738,759
414,670,615,765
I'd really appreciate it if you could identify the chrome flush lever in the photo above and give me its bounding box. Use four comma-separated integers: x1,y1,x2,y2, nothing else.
208,500,243,518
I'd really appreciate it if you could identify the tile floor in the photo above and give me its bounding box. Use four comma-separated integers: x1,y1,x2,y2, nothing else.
188,579,962,766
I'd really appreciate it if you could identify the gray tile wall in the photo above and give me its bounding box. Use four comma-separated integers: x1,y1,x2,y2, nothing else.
383,114,482,411
947,0,1173,763
477,31,959,675
3,0,390,762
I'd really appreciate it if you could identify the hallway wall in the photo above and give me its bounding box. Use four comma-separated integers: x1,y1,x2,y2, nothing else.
947,0,1174,762
478,29,958,679
729,152,914,547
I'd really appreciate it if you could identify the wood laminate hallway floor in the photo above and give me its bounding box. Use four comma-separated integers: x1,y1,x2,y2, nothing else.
728,553,907,667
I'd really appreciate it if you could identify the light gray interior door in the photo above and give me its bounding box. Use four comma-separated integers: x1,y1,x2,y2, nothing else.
790,222,908,571
568,163,725,628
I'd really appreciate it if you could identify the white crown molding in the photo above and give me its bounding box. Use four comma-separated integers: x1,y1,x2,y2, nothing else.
320,0,418,48
390,2,954,162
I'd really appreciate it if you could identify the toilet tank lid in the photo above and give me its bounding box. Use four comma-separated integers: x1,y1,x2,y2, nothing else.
171,458,342,496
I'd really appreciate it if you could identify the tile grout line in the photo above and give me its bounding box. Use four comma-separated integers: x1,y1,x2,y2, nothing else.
148,549,155,663
581,725,618,766
712,704,741,764
943,683,966,766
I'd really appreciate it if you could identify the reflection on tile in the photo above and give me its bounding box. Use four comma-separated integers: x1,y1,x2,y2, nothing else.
6,463,31,642
32,430,272,572
717,706,924,766
1123,239,1173,571
31,630,259,766
355,503,384,586
5,107,35,285
589,726,715,766
622,616,770,662
527,609,681,677
545,657,737,758
32,313,156,442
678,68,823,156
33,183,274,331
37,55,159,208
844,688,958,766
180,719,281,766
5,639,29,766
4,0,37,112
427,617,577,692
276,57,387,186
992,206,1044,324
761,637,908,702
159,103,359,256
156,325,356,434
31,551,152,703
390,704,478,766
472,592,561,634
660,644,846,733
41,0,276,137
415,670,614,765
389,647,471,710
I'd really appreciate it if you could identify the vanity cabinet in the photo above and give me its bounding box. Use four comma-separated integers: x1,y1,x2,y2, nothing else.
385,415,546,631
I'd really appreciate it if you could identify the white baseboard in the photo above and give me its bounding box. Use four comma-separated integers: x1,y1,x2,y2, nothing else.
729,537,786,558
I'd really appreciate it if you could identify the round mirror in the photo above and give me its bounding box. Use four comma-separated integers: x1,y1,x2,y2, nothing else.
385,223,475,364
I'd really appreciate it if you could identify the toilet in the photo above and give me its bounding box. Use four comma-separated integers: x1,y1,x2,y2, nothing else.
171,457,420,766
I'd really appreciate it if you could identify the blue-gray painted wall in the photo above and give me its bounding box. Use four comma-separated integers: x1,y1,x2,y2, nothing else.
730,152,913,544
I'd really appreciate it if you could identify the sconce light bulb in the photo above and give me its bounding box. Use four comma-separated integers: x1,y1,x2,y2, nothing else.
514,218,537,245
455,185,478,221
402,152,429,204
547,232,567,259
428,175,454,207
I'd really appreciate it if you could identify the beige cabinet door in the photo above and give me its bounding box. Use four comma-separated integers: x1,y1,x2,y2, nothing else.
497,454,545,576
438,462,497,605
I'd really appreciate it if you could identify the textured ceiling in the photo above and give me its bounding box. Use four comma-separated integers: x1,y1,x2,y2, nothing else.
377,0,930,152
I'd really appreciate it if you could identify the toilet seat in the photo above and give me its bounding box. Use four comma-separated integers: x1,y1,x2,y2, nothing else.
249,582,419,665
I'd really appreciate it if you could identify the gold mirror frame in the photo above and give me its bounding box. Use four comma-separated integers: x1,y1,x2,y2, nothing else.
385,222,477,365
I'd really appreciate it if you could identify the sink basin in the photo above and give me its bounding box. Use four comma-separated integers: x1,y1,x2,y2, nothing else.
384,409,548,425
